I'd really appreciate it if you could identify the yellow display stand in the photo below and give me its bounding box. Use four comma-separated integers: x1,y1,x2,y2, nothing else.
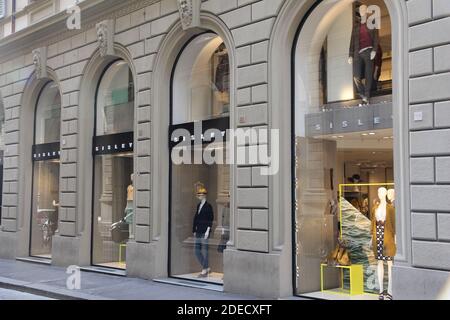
119,244,127,263
320,264,364,296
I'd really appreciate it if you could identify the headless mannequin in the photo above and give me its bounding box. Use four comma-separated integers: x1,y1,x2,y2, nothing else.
387,189,395,207
374,187,393,299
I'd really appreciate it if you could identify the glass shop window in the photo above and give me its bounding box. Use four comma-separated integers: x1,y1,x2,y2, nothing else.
30,81,61,258
170,33,231,284
294,0,396,300
92,60,134,270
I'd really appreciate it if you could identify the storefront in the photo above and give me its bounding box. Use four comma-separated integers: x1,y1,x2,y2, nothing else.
0,0,449,300
91,60,135,270
292,0,398,300
169,33,230,284
30,81,61,259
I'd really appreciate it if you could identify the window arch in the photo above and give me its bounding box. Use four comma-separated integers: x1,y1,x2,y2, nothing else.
293,0,395,298
30,81,61,259
92,60,135,270
172,32,230,125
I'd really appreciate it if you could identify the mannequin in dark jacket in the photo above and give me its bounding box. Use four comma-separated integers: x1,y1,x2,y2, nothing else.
192,184,214,277
348,3,380,104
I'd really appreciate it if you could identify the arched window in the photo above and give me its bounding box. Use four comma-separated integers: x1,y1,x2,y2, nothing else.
169,33,230,284
92,60,134,270
30,81,61,258
293,0,395,299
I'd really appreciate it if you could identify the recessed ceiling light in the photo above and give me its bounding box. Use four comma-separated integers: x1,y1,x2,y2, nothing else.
362,133,368,136
338,136,344,138
369,132,376,135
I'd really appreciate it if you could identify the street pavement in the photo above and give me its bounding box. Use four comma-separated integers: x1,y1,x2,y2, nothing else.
0,287,54,300
0,258,259,300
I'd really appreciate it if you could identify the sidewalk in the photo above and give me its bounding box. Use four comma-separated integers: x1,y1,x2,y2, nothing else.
0,258,258,300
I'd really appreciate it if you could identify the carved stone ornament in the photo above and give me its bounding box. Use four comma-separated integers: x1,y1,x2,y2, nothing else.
96,20,115,57
177,0,201,30
32,47,48,80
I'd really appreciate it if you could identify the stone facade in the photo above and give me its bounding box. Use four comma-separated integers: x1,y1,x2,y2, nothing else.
0,0,448,299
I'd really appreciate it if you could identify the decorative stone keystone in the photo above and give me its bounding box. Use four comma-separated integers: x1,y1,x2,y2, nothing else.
32,47,47,80
177,0,201,30
96,19,115,57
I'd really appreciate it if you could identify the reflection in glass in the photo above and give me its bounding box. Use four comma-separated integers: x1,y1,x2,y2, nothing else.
172,33,230,125
35,82,61,145
96,61,134,136
30,160,60,258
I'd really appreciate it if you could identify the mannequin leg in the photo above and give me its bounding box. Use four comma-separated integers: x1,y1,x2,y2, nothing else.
353,55,365,99
377,260,384,294
194,235,204,270
363,50,374,99
387,260,393,295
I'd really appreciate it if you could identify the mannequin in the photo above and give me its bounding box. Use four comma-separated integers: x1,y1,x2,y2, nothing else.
192,183,214,277
124,173,134,239
387,188,395,207
370,187,396,300
348,3,380,104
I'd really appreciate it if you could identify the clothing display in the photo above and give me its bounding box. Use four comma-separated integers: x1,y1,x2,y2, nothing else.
349,17,380,100
192,201,214,235
375,221,393,261
370,203,396,259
